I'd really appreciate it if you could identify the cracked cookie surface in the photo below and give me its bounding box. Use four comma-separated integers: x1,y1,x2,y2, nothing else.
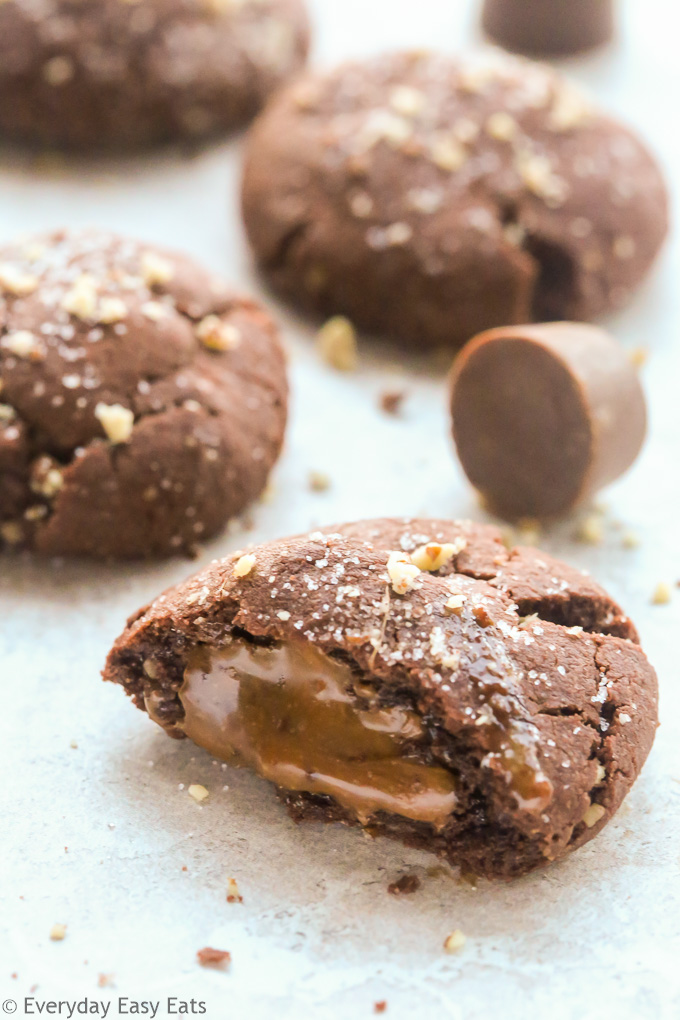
0,0,310,149
242,50,668,349
0,229,288,558
103,517,658,879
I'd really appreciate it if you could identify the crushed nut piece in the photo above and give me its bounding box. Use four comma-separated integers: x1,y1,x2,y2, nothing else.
410,539,466,572
0,263,39,296
141,250,174,286
443,930,466,953
445,593,467,614
196,315,241,352
62,273,98,319
197,947,231,969
233,553,256,578
140,300,168,322
485,111,516,141
43,55,74,86
386,551,421,595
0,403,16,422
652,582,671,605
2,330,44,360
50,923,67,941
98,296,128,324
429,132,466,171
226,877,243,903
390,85,425,117
317,316,358,371
575,514,603,545
188,784,209,803
308,470,330,492
0,520,23,545
582,802,606,827
94,402,134,444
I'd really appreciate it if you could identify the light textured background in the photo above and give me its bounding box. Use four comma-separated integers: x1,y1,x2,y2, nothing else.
1,1,679,1017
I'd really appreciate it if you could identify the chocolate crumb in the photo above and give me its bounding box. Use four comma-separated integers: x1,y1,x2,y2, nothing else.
197,947,231,969
387,874,421,896
379,389,406,416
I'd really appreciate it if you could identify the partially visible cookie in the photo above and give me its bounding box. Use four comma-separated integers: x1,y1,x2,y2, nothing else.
0,229,287,558
0,0,310,149
241,50,668,350
104,517,658,879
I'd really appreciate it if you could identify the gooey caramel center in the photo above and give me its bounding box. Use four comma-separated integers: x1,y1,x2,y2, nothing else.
178,639,457,829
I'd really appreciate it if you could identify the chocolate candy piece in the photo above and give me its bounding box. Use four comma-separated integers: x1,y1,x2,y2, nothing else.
104,517,658,880
482,0,614,57
449,322,646,521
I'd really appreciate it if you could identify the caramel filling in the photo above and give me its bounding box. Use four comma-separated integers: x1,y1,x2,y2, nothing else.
177,639,458,830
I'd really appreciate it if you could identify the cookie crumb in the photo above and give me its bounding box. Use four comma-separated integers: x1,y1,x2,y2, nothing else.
374,1002,387,1014
651,582,671,605
50,924,67,941
379,389,406,416
233,553,256,578
443,930,466,953
387,874,421,896
582,802,606,827
226,877,243,903
308,470,331,492
386,551,421,595
97,974,115,988
197,947,231,969
317,316,358,371
94,402,134,444
188,784,209,803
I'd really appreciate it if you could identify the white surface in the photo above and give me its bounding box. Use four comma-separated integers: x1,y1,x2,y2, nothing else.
1,1,679,1018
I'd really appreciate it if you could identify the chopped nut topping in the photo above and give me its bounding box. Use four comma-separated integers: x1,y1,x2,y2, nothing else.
140,300,169,322
386,551,421,595
317,316,358,371
651,582,671,605
233,553,256,578
197,947,231,969
389,85,425,118
196,315,241,352
582,802,606,828
31,457,64,498
515,149,567,205
50,923,67,941
595,764,606,784
140,250,174,286
2,330,44,360
0,263,39,296
628,347,648,369
188,784,209,803
0,403,16,422
443,930,466,953
276,610,291,621
226,877,243,903
94,402,134,444
445,593,467,614
43,55,75,86
548,85,591,132
61,273,98,319
0,520,23,545
613,235,636,260
410,539,466,572
485,111,516,141
98,296,128,324
429,132,467,172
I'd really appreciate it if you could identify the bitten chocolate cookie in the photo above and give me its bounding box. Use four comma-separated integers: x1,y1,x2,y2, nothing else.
0,0,310,149
0,229,287,558
482,0,614,58
450,322,647,521
104,517,658,880
241,50,667,350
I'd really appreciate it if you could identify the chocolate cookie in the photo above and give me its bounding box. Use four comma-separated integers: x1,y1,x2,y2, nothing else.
241,50,668,350
0,0,310,149
103,517,658,879
0,229,287,558
450,322,647,520
482,0,615,57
